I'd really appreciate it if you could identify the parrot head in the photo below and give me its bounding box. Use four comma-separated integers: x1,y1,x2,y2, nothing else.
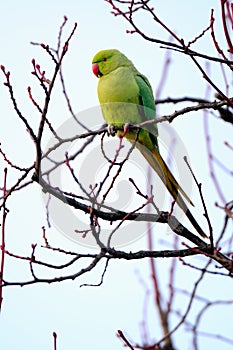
92,49,134,78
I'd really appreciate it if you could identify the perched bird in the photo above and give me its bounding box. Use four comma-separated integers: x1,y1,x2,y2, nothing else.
92,49,207,239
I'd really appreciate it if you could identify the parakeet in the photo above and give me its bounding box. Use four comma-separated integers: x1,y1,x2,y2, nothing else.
92,49,207,239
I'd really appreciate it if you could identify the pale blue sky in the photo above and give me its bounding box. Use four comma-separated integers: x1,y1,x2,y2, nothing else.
0,1,232,349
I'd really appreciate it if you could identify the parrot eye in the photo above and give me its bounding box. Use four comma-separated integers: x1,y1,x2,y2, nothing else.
102,57,107,62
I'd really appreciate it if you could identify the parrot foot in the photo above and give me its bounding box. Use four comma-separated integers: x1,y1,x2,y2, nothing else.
118,123,130,139
107,123,130,138
107,124,116,137
122,123,130,137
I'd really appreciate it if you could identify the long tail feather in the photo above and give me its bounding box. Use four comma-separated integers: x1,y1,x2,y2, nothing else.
137,144,207,239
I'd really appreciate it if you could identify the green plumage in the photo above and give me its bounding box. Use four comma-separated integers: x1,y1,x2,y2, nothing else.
92,49,207,239
92,49,158,150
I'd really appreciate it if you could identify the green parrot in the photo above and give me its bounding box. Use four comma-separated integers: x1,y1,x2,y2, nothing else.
92,49,207,239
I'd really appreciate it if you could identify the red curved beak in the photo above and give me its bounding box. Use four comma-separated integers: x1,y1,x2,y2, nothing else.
92,63,99,77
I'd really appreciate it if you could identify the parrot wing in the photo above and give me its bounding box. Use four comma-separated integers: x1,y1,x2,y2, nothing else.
135,73,158,149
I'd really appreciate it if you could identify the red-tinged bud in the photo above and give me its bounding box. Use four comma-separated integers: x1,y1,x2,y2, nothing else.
27,86,31,92
0,65,5,72
63,43,68,52
126,29,136,34
36,64,40,70
64,15,67,20
65,152,69,165
41,43,45,48
6,71,10,78
31,244,35,249
31,58,35,65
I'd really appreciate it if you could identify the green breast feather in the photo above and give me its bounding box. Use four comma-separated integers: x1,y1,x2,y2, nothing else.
98,66,158,149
